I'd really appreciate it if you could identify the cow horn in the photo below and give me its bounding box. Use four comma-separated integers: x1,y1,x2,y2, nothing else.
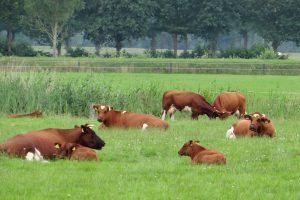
87,124,95,129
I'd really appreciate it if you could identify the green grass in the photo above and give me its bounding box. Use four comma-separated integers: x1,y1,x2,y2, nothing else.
0,116,299,199
1,72,300,199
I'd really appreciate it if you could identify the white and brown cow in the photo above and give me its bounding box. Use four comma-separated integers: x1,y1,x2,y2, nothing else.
226,114,276,139
212,92,246,119
93,104,169,130
161,90,225,120
0,124,105,160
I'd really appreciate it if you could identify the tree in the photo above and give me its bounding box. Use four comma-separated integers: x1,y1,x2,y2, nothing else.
0,0,24,55
159,0,193,56
23,0,84,57
82,0,152,57
190,0,236,57
251,0,290,52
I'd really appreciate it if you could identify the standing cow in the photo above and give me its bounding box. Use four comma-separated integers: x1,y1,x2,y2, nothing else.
212,91,246,119
93,104,169,130
0,124,105,160
161,90,224,120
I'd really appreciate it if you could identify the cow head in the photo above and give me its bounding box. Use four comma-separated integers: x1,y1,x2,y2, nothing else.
93,104,113,122
54,142,80,159
77,124,105,149
178,140,205,157
244,115,272,136
213,108,231,119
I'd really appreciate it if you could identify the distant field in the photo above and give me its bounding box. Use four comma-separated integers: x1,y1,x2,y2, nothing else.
1,72,300,199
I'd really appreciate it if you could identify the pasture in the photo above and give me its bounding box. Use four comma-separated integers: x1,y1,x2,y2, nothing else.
1,72,300,199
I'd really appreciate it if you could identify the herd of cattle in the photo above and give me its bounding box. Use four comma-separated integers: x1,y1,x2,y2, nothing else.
0,91,276,165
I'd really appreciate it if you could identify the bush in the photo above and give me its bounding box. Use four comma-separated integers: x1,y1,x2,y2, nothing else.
121,49,133,58
0,39,37,56
162,50,175,58
144,49,162,58
260,48,278,59
220,44,268,59
102,51,113,58
67,47,89,57
192,44,206,58
179,51,192,58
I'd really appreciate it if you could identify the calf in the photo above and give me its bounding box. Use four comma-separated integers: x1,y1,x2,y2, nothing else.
54,142,99,161
7,111,43,118
93,104,169,130
226,114,276,139
161,90,225,120
212,92,246,119
178,140,226,165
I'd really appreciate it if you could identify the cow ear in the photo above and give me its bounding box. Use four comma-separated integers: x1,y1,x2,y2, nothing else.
93,105,98,111
261,117,271,124
108,106,113,111
54,143,61,149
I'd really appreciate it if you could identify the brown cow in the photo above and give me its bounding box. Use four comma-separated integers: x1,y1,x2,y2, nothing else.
212,92,246,119
7,111,43,118
161,90,225,120
54,142,99,161
178,140,226,165
0,124,105,160
93,104,169,130
226,114,275,139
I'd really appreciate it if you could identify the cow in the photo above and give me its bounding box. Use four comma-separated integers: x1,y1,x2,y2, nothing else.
7,111,43,118
178,140,226,165
54,142,99,161
226,114,275,139
93,104,169,130
212,92,246,119
0,124,105,160
161,90,225,120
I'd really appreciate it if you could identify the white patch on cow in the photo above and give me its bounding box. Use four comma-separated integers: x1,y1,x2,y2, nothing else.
226,126,236,139
262,114,266,117
100,105,105,110
253,113,259,117
234,110,240,117
122,111,127,114
183,106,192,112
142,123,149,130
108,106,112,111
168,104,177,121
161,110,166,120
25,148,48,162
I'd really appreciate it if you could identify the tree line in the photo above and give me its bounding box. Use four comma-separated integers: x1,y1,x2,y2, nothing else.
0,0,299,57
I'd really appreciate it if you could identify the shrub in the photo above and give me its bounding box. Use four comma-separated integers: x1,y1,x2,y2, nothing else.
0,39,37,56
162,50,175,58
121,49,133,58
260,48,278,59
192,44,206,58
67,47,89,57
220,44,268,59
144,49,161,58
179,51,192,58
102,51,113,58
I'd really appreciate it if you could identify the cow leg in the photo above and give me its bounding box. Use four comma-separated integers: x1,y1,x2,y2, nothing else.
226,126,236,139
161,109,167,120
168,104,177,121
234,110,241,118
191,112,199,120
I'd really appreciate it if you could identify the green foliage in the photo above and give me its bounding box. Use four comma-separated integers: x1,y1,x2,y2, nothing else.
259,48,279,59
162,50,175,58
0,39,37,56
192,44,207,58
67,47,89,57
220,44,269,59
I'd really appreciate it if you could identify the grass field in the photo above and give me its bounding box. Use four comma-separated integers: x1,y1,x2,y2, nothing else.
0,72,300,199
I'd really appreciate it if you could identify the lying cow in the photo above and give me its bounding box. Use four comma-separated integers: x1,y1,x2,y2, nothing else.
7,111,43,118
93,104,169,130
0,124,105,160
178,140,226,165
226,114,275,139
212,92,246,119
54,142,99,161
161,90,225,120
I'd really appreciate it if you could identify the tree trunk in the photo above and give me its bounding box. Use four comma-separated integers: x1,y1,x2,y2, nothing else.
95,42,100,56
52,22,58,57
57,41,62,56
240,30,248,49
208,37,217,58
271,40,280,53
150,34,157,51
115,38,122,57
172,33,178,57
183,33,188,51
6,29,14,56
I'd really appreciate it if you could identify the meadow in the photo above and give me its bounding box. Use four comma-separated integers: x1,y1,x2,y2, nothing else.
0,72,300,199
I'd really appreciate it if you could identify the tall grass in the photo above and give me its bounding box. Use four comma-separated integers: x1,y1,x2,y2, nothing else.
1,72,300,118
